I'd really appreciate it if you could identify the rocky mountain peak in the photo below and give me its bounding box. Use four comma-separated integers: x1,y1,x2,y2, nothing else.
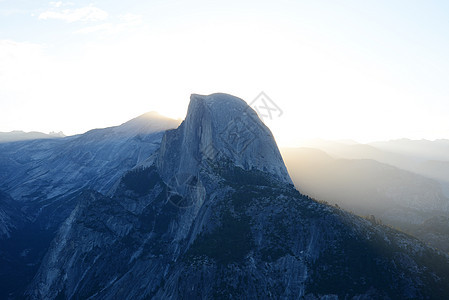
157,93,292,185
114,111,181,135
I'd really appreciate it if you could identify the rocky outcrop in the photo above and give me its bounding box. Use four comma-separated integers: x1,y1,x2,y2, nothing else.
157,93,292,185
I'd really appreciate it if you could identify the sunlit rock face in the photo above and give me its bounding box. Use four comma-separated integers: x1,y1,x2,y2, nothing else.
22,94,449,299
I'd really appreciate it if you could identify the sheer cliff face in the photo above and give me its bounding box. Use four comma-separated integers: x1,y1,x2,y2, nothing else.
157,93,292,186
27,94,449,299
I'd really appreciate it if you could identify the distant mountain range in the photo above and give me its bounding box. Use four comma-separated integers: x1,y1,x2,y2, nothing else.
295,138,449,185
371,139,449,184
0,131,65,143
281,139,449,252
371,139,449,162
0,95,448,299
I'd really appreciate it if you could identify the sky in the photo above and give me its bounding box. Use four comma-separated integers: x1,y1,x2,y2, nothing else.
1,0,449,145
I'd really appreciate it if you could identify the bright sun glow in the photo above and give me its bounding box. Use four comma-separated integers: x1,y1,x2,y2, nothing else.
1,0,449,145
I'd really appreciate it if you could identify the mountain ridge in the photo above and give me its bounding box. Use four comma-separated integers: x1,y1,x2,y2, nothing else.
0,130,65,143
0,112,180,298
24,93,449,299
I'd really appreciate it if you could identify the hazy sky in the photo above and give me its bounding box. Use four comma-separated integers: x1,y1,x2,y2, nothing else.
1,0,448,145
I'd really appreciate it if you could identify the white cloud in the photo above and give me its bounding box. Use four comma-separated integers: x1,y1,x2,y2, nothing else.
119,13,142,23
49,1,63,8
38,4,108,22
75,13,143,34
75,23,114,34
49,1,74,8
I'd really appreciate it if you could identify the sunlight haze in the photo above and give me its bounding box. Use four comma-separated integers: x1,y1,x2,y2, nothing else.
1,0,448,145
